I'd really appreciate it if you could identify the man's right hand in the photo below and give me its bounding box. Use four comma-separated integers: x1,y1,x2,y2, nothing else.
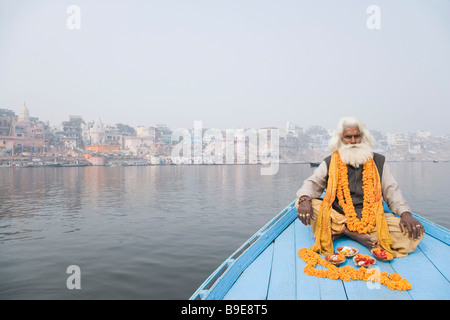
297,196,314,225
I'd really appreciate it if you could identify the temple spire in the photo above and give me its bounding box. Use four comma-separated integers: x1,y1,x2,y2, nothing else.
18,102,30,124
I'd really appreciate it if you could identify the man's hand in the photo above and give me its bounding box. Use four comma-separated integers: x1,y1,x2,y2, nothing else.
399,212,425,240
297,196,314,225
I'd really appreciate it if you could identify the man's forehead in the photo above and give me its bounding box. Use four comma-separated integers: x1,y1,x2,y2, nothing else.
343,127,361,133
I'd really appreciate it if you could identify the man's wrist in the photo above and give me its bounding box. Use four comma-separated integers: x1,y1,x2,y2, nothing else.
400,211,412,218
298,195,311,204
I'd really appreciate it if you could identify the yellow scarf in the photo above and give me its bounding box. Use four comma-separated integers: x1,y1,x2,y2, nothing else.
310,151,393,255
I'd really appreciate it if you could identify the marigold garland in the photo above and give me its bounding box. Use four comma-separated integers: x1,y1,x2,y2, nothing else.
298,248,412,291
336,154,377,234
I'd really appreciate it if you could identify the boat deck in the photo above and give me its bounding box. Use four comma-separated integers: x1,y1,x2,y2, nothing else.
192,201,450,300
224,220,450,300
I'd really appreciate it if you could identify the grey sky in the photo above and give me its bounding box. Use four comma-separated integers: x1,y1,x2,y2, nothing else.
1,0,449,134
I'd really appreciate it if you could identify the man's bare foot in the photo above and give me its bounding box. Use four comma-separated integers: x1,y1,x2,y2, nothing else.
342,228,377,249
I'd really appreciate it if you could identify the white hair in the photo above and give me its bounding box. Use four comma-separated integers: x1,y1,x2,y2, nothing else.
328,116,375,153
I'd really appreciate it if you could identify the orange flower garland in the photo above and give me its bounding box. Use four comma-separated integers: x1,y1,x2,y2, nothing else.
298,248,412,291
336,154,377,234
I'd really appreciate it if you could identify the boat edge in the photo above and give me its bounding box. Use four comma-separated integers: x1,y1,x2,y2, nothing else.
189,200,298,300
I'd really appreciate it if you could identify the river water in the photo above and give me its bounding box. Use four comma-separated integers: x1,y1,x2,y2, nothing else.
0,162,449,299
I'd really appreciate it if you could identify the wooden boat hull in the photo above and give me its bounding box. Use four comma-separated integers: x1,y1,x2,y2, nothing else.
190,200,450,300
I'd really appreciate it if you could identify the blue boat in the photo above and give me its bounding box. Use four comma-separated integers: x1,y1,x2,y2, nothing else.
190,200,450,300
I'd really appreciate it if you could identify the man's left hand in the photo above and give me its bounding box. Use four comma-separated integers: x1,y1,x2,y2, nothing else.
399,212,425,240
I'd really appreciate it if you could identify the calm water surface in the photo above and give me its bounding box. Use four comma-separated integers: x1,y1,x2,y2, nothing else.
0,162,449,299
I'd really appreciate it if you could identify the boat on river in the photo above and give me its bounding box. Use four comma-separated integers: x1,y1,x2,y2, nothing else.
190,200,450,300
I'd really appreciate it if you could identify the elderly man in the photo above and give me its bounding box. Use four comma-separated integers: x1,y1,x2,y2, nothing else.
296,117,424,257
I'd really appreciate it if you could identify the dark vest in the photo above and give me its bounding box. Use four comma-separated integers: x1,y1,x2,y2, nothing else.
324,153,385,219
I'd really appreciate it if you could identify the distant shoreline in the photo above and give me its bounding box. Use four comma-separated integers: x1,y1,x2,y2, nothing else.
1,158,447,168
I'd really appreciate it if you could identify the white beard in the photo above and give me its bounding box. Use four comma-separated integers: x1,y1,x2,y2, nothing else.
338,143,373,168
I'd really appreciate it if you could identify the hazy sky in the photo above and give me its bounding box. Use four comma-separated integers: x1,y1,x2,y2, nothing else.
1,0,449,134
